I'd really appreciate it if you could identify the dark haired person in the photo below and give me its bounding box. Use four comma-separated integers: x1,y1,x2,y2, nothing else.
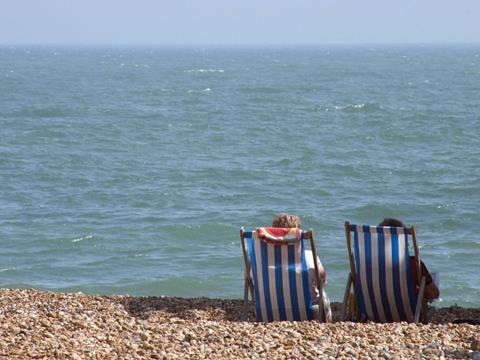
379,218,439,301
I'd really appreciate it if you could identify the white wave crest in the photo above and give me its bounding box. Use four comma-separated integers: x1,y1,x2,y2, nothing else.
72,235,93,243
184,69,224,73
187,88,211,93
333,103,367,111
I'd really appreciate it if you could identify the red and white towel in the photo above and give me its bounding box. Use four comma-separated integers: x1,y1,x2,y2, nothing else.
256,227,301,244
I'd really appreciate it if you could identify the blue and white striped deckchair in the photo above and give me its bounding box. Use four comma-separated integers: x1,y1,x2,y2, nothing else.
343,222,426,323
240,227,327,322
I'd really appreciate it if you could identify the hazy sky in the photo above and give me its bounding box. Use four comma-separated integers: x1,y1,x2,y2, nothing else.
1,0,479,45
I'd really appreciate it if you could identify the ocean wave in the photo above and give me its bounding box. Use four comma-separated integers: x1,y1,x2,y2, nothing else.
145,88,173,95
119,63,150,68
308,103,382,113
140,112,167,120
336,103,381,112
12,107,72,118
187,88,211,93
184,69,224,73
238,86,285,94
71,235,94,243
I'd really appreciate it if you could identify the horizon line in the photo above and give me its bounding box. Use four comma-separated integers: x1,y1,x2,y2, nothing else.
1,41,480,48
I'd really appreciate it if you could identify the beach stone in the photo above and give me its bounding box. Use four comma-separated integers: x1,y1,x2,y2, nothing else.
378,349,391,359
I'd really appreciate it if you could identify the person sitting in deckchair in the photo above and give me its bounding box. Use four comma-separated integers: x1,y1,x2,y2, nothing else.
272,213,332,321
344,220,431,322
379,218,439,301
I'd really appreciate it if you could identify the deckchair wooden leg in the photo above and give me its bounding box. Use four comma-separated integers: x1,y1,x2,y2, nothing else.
316,283,326,322
414,276,426,323
342,273,353,321
243,280,249,321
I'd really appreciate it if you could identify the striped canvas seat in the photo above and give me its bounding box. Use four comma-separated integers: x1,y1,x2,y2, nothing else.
240,227,324,322
344,223,426,323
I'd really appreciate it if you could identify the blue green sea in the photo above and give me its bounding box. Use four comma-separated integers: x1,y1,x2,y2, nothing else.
1,45,479,307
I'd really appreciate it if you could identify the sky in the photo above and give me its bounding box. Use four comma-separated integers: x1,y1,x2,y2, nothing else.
1,0,479,45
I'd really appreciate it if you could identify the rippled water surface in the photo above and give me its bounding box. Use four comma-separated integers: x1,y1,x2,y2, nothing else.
1,46,479,306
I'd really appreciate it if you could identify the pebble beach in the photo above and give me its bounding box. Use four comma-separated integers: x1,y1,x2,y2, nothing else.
1,289,479,359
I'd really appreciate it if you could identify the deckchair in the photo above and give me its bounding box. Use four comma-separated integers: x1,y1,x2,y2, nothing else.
343,222,427,323
240,227,328,322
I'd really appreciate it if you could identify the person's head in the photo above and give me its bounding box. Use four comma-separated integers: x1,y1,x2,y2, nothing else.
272,213,302,228
379,218,405,227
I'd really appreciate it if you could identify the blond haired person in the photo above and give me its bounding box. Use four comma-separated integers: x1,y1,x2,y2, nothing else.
272,213,332,321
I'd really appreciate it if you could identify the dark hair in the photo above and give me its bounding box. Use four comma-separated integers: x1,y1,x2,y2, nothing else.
379,218,405,227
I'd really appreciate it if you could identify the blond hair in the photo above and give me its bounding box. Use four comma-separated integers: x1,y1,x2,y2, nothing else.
272,213,302,228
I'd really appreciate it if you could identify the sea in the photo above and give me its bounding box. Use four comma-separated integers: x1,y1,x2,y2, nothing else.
1,45,479,307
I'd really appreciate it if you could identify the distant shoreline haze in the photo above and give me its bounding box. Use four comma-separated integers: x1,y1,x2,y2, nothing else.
1,42,480,48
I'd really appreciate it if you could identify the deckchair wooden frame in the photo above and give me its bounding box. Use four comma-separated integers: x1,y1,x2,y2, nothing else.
342,221,427,323
240,227,327,322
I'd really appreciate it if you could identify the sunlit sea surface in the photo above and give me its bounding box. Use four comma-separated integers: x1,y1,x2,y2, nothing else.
1,45,479,307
